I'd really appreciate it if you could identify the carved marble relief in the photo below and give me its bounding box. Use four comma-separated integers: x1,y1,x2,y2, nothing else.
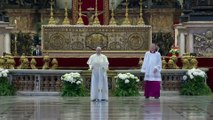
42,25,151,52
194,31,213,56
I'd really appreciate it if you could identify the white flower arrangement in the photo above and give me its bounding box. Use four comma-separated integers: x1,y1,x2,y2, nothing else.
116,73,140,84
183,68,207,81
0,69,9,78
61,73,83,85
114,73,140,96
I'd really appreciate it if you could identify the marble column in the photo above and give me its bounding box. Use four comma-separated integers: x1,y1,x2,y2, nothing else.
188,33,194,53
179,32,185,56
0,34,4,56
174,28,179,47
4,33,11,54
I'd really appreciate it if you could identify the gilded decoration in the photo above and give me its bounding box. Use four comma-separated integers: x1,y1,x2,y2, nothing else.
150,11,173,33
42,25,151,53
128,33,144,50
44,33,69,50
194,31,213,56
86,33,108,49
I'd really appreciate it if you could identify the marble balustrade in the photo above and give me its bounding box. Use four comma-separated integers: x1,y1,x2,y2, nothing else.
8,68,209,93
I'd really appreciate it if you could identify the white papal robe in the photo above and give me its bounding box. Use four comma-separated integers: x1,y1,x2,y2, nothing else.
87,54,109,100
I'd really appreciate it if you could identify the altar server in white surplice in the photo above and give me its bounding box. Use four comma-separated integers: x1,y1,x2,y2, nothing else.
87,47,109,102
141,43,162,99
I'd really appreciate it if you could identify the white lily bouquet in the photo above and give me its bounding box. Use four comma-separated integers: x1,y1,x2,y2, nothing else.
0,69,15,96
61,73,83,85
0,69,9,78
61,73,87,96
181,68,211,95
114,73,140,96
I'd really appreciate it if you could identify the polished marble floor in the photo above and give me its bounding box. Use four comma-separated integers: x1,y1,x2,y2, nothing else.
0,95,213,120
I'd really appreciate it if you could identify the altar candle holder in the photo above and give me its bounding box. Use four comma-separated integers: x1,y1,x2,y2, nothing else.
76,0,84,25
93,0,101,25
122,0,131,25
109,1,117,25
48,0,56,25
62,0,70,25
138,0,145,25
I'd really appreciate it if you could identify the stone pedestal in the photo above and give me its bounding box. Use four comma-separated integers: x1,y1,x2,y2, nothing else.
175,21,213,56
0,21,13,56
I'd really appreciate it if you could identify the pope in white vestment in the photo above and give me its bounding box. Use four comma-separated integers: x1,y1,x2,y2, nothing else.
87,47,109,101
141,44,162,99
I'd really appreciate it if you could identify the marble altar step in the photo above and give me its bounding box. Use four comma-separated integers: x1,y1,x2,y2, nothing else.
16,91,180,96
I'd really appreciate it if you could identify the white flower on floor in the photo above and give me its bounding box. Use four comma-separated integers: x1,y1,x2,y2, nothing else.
183,68,207,81
0,69,9,78
125,79,130,84
136,79,140,82
61,72,83,85
118,73,128,80
189,74,194,79
76,81,81,85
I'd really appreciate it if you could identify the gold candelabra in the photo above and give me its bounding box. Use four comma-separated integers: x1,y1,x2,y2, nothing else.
122,0,131,25
93,0,100,25
109,1,117,25
62,0,70,25
48,0,56,25
138,0,145,25
76,0,84,25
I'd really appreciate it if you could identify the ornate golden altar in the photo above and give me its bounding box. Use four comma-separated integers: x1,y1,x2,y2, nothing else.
42,25,152,57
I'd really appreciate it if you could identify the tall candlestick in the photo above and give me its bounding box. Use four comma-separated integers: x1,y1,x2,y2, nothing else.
122,0,131,25
109,1,117,25
138,0,145,25
63,0,70,25
76,0,84,25
48,0,56,25
93,0,100,25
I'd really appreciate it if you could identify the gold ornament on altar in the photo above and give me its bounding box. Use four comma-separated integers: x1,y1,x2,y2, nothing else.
42,54,50,69
138,57,143,68
17,54,29,69
17,55,25,69
51,58,58,69
171,55,179,69
162,58,167,69
7,56,15,69
168,59,176,69
122,0,131,25
168,55,179,69
189,56,198,69
93,0,100,25
0,57,5,68
76,0,84,25
62,0,70,25
109,1,117,25
138,0,145,25
48,0,56,25
181,56,190,69
30,58,37,69
86,33,108,49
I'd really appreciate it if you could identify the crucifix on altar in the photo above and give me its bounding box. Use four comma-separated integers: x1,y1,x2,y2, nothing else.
72,0,109,25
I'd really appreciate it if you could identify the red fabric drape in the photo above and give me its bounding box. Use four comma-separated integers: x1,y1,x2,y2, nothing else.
81,0,104,25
